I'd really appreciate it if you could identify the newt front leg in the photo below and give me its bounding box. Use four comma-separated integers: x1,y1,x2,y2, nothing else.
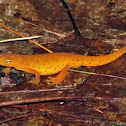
2,67,11,76
15,67,41,85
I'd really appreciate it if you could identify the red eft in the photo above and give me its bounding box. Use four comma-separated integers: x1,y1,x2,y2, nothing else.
0,46,126,84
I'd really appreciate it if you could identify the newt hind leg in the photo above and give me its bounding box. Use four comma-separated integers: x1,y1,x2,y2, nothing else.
46,65,70,84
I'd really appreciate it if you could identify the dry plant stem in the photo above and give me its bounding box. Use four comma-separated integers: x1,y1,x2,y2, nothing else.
0,96,123,107
21,18,66,38
0,22,53,53
41,28,66,38
12,105,106,120
0,114,29,124
0,87,73,95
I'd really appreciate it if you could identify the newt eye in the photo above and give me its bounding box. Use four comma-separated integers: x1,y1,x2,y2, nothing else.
6,60,11,63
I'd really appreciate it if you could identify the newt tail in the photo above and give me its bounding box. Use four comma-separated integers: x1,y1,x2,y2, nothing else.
0,46,125,85
69,46,126,67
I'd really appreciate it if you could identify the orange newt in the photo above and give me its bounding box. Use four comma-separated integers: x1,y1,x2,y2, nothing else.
0,46,126,84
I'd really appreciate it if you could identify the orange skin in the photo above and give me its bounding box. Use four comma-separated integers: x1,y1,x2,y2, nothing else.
0,46,126,84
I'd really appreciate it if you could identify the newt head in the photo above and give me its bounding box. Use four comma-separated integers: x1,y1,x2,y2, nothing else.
0,53,22,67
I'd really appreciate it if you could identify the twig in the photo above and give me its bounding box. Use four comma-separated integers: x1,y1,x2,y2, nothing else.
60,0,81,35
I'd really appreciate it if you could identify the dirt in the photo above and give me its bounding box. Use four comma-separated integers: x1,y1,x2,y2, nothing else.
0,0,126,125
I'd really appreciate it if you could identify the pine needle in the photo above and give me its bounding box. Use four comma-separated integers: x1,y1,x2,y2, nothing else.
0,36,41,43
0,22,53,53
69,69,126,80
